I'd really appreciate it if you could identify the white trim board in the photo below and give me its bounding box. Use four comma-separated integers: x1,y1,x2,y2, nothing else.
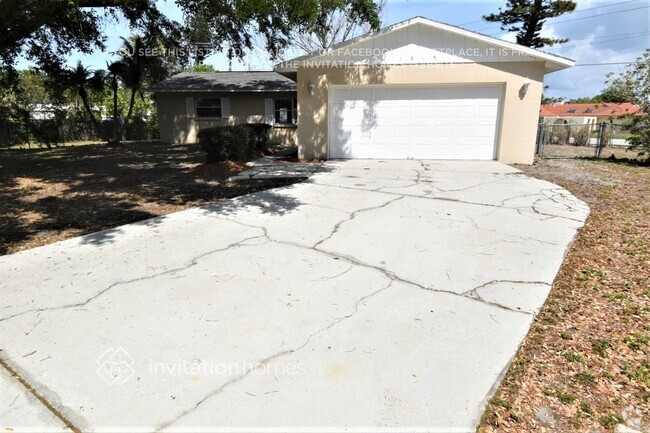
276,16,574,73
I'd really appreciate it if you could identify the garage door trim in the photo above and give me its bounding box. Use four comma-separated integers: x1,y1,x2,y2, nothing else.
327,83,505,160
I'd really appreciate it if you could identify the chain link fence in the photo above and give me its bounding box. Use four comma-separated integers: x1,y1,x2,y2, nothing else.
0,112,158,149
536,122,639,160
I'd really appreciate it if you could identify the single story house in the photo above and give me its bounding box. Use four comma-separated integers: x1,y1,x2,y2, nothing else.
540,102,642,126
151,16,575,164
148,71,298,146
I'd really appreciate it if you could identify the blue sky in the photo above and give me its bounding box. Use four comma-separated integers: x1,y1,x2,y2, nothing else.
23,0,650,99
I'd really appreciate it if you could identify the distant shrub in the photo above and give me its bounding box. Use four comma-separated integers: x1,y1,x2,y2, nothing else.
241,123,272,151
29,118,64,148
548,124,570,145
198,123,271,163
572,125,592,146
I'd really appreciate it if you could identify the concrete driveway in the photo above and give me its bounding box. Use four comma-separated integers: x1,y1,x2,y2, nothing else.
0,160,588,433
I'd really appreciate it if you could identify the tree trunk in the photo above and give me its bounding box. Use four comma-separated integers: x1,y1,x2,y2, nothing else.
79,90,102,137
520,0,543,47
125,87,138,124
112,78,120,142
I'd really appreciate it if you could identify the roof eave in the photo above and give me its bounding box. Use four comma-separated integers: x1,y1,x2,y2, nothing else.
148,88,296,93
275,16,575,73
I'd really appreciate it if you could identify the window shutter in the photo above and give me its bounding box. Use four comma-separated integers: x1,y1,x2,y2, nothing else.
220,97,230,118
264,98,274,125
185,97,195,119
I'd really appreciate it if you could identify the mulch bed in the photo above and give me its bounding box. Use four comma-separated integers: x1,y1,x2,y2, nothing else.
0,142,300,255
479,159,649,432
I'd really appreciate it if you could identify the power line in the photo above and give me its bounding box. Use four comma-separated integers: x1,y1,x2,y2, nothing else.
475,5,650,33
458,0,642,28
549,0,642,15
558,32,650,49
574,62,638,66
456,19,484,27
552,31,650,45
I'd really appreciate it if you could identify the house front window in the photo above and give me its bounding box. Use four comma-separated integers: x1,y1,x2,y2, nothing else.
274,98,297,125
196,98,222,118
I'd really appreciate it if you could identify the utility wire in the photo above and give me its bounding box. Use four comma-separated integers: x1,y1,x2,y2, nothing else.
475,5,650,33
457,0,642,28
574,62,638,66
557,32,650,49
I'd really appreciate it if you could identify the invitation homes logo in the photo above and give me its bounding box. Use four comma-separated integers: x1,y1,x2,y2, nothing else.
96,347,305,386
96,347,136,386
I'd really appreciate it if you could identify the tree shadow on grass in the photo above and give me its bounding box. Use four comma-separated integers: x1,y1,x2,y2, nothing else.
0,141,307,254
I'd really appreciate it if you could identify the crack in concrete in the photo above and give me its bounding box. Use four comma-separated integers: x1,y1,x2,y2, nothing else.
0,357,82,433
462,279,552,313
313,195,404,249
0,234,267,323
310,180,586,222
208,215,532,315
463,279,552,296
0,162,588,432
155,279,394,431
466,216,562,247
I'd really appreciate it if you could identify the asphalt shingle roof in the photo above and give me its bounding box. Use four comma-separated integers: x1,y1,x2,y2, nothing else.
148,71,296,92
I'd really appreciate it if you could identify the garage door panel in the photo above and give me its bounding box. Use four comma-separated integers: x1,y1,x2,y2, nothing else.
329,85,500,160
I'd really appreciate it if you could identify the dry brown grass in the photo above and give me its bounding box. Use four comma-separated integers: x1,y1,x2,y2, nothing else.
479,159,649,432
541,144,644,160
0,141,298,255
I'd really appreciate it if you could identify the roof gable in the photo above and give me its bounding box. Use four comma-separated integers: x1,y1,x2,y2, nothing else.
277,17,574,73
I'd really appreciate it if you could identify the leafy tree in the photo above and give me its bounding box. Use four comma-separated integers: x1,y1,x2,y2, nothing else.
287,0,384,54
599,87,633,104
483,0,576,48
16,70,53,107
541,95,564,104
4,0,382,87
179,0,382,64
604,49,650,152
181,64,217,72
1,0,180,90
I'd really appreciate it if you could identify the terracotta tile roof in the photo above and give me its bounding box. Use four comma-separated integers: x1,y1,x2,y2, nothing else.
540,102,643,117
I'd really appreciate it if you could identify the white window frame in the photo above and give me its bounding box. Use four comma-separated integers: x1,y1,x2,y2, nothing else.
195,97,222,118
273,98,297,125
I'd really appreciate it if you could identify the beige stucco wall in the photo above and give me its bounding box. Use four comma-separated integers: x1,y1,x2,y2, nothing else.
542,115,628,126
296,62,547,164
155,91,297,146
543,116,598,125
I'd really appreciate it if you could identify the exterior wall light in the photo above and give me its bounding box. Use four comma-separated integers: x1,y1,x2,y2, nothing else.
522,77,531,96
308,82,316,96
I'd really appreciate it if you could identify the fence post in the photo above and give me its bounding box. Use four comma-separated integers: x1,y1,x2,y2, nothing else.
596,122,606,158
536,123,544,157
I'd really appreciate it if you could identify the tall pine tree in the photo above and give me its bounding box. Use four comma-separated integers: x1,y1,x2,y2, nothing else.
483,0,576,48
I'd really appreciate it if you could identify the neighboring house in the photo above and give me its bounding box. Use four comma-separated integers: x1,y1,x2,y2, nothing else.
149,71,298,146
153,16,575,164
540,102,642,126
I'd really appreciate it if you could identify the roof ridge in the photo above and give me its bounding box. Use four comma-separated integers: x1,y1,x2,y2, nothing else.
276,16,574,72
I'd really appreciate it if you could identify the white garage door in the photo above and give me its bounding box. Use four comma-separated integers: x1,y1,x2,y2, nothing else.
328,85,501,160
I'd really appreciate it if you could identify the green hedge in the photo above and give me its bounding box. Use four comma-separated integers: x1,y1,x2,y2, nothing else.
198,123,272,163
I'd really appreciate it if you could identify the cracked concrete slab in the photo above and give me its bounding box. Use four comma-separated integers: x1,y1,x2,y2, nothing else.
0,160,588,432
162,281,534,431
0,366,68,432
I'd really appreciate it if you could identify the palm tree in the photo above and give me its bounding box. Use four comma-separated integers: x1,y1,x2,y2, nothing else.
121,37,168,122
106,61,126,142
110,36,168,141
66,62,105,135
